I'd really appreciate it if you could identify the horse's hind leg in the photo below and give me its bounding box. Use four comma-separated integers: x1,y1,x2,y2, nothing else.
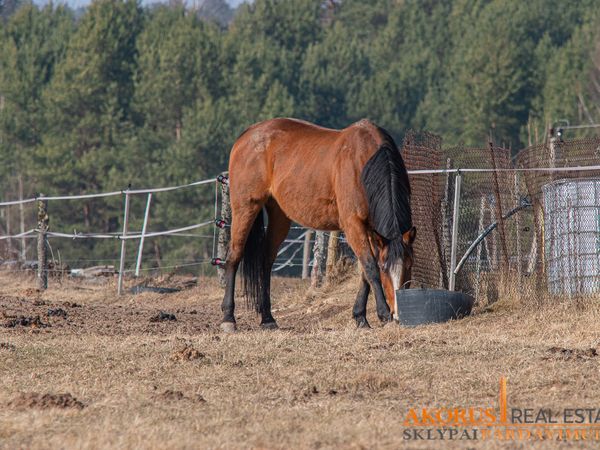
260,200,291,329
220,202,265,333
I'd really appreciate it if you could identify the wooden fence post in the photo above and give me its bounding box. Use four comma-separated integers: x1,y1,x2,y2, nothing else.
325,231,340,278
489,142,510,274
302,229,313,279
217,174,231,287
37,196,49,290
514,172,522,276
311,231,326,288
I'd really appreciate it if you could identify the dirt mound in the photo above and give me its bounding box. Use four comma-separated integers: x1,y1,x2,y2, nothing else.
22,288,41,298
62,302,81,308
545,347,598,361
3,315,49,328
170,345,205,361
149,311,177,322
7,392,84,410
155,389,205,403
47,308,67,318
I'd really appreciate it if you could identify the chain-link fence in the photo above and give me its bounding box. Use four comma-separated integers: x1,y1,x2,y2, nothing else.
406,133,600,301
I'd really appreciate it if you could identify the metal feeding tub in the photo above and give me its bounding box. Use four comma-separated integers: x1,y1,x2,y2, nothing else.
394,288,474,327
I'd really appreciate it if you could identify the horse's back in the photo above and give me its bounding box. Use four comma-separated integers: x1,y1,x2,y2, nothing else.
228,118,383,229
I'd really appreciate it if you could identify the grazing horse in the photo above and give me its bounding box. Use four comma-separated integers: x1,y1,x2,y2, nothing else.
220,118,416,332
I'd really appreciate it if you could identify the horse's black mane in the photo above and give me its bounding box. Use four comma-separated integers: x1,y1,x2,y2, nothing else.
361,126,412,268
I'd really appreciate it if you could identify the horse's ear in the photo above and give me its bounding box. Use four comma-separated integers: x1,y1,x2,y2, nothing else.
402,226,416,245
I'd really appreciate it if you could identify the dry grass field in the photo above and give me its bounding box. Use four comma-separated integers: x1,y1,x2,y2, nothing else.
1,268,600,449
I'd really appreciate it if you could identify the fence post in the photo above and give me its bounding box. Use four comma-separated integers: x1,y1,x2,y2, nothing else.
37,196,49,290
135,193,152,277
489,142,510,274
302,229,313,279
325,231,340,279
18,174,26,261
6,206,12,259
311,231,326,288
117,191,131,295
514,172,522,276
474,196,486,302
217,174,231,287
441,158,452,270
489,200,498,271
448,171,462,291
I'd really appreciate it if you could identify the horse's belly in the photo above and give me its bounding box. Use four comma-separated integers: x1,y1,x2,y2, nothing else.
271,182,340,231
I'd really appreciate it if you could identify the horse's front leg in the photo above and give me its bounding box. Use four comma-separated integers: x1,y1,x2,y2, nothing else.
344,220,392,324
221,260,239,333
352,272,371,328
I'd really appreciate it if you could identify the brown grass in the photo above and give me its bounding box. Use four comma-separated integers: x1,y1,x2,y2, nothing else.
1,270,600,449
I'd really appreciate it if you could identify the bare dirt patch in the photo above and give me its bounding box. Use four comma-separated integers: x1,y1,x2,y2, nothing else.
47,308,67,318
3,315,49,329
7,393,84,410
545,346,599,360
61,301,81,308
149,311,177,322
0,342,15,351
155,389,206,403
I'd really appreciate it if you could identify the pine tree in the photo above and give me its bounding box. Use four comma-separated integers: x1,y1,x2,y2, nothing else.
0,3,72,193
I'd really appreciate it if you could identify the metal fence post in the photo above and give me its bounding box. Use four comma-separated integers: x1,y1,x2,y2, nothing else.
117,191,131,295
449,171,462,291
474,196,486,301
135,193,152,277
37,195,49,290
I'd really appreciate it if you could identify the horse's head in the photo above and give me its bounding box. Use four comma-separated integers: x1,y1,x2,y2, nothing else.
375,227,416,317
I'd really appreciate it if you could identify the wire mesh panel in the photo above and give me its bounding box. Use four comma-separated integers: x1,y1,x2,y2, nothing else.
442,145,530,301
402,131,447,289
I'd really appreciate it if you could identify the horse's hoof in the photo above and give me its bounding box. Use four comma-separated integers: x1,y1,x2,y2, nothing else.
220,322,237,333
260,321,279,330
377,314,393,323
355,318,371,329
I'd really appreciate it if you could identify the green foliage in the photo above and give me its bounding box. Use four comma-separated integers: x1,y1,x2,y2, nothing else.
0,0,598,267
0,3,73,182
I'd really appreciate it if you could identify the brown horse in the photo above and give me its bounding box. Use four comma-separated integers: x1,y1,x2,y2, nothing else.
220,118,416,332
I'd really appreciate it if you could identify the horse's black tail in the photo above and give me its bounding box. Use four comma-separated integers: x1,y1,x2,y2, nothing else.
361,128,412,242
240,209,269,314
